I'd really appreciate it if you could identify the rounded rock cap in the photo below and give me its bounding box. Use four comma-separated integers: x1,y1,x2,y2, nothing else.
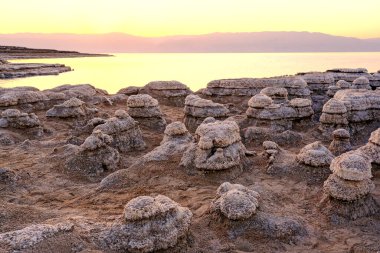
288,77,308,88
127,94,159,108
330,151,372,181
260,87,288,98
124,195,178,221
336,80,351,89
248,94,273,108
164,121,188,136
1,109,21,118
289,98,312,108
369,128,380,146
332,129,350,139
322,98,347,114
220,189,259,220
353,76,370,85
62,97,85,107
114,109,130,119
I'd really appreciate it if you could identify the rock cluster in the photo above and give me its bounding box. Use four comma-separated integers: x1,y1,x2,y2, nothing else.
46,97,98,118
329,129,352,156
93,110,146,152
296,141,334,167
0,109,43,138
183,95,230,132
202,77,311,108
211,182,260,220
101,195,192,253
140,81,192,107
322,151,378,219
180,118,252,175
246,89,314,131
66,130,120,176
127,94,167,131
357,128,380,165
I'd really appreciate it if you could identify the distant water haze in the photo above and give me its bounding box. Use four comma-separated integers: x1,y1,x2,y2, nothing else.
1,32,380,53
1,52,379,93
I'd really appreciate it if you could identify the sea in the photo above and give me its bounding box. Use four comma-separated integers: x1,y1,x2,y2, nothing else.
1,53,379,93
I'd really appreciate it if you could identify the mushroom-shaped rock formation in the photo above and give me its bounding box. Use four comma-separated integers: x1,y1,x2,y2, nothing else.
246,91,313,131
327,80,352,97
46,97,98,118
329,129,352,156
0,109,43,138
260,87,288,104
322,151,378,220
94,110,146,152
140,81,192,107
140,122,194,162
211,182,260,220
127,94,167,131
296,141,334,167
101,195,192,253
184,95,230,132
357,128,380,165
180,118,252,176
352,76,371,90
319,98,349,138
65,130,120,176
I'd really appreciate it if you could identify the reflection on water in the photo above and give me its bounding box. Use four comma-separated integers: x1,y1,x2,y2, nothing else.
1,53,379,93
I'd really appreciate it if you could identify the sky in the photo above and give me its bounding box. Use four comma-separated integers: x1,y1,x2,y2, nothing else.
1,0,380,38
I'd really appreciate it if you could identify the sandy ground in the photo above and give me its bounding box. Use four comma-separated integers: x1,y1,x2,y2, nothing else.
0,103,379,253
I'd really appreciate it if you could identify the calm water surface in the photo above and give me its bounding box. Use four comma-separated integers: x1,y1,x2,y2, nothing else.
1,53,379,93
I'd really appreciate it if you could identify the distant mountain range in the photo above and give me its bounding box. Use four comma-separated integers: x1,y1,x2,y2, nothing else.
1,32,380,53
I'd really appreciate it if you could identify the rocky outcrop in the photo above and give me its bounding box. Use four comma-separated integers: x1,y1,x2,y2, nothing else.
329,129,352,156
65,130,120,176
101,195,192,253
0,109,43,138
327,80,351,97
201,77,311,109
0,62,71,79
319,98,349,138
140,81,192,107
211,182,260,220
93,110,146,152
351,76,371,90
127,94,167,131
180,118,252,177
296,141,334,167
357,128,380,165
46,97,98,118
183,95,230,132
245,89,313,131
322,151,379,220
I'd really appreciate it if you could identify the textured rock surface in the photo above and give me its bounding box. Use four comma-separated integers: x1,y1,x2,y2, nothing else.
212,182,260,220
94,110,146,152
0,109,43,139
357,128,380,164
65,130,120,176
127,94,167,131
329,129,352,156
140,81,192,107
184,95,230,132
181,118,251,173
101,195,192,253
46,97,98,118
296,141,334,167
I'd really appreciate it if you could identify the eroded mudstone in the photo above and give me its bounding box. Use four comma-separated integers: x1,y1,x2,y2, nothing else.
296,141,334,167
46,97,98,118
101,195,192,253
127,94,166,131
184,95,230,132
66,130,120,176
212,182,260,220
94,110,146,152
329,129,352,156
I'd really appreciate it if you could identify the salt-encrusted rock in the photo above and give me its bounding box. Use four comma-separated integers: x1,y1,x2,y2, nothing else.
45,84,107,103
260,87,288,103
140,81,192,107
66,130,120,176
180,119,251,175
322,150,378,220
329,129,352,156
0,109,43,138
117,86,141,96
211,182,260,220
101,195,192,253
246,90,313,131
94,110,146,152
0,222,74,252
319,98,349,138
127,94,166,131
46,97,98,118
357,128,380,164
352,76,371,90
184,95,230,132
296,141,334,167
140,122,193,162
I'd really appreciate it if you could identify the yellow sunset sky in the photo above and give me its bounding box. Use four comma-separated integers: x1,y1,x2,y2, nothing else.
2,0,380,38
